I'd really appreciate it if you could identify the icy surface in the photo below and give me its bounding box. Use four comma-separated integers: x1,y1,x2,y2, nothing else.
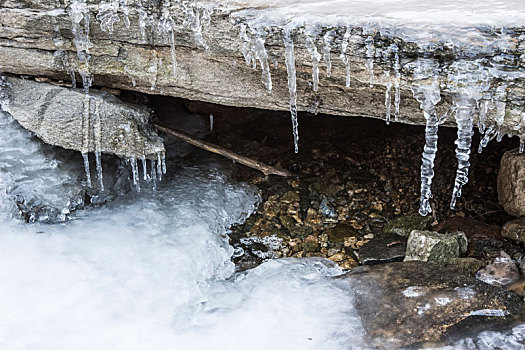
0,118,364,349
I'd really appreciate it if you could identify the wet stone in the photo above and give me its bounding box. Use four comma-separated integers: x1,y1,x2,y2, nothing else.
476,251,520,287
357,232,407,265
498,149,525,217
445,257,485,277
382,213,432,237
502,218,525,243
338,261,524,348
302,235,319,252
323,223,359,243
404,230,468,264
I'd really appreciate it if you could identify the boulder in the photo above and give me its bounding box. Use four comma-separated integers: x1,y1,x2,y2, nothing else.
2,76,164,159
498,149,525,217
404,230,467,264
339,261,523,348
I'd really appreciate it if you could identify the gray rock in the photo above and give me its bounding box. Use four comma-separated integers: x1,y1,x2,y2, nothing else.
338,262,523,348
498,150,525,217
357,232,407,265
445,257,485,277
501,217,525,243
404,230,467,264
3,77,164,159
476,251,520,287
0,0,524,135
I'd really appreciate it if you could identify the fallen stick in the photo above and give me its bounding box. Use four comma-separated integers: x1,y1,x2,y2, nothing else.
154,123,292,177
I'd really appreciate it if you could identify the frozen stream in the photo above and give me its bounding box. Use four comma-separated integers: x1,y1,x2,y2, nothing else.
0,109,365,349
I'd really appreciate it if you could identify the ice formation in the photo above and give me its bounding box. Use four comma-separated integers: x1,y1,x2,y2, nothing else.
283,29,299,154
34,0,525,213
411,59,441,216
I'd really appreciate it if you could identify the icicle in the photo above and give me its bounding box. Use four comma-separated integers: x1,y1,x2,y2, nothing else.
448,60,488,210
478,84,506,153
161,152,167,174
82,153,92,188
182,2,210,50
364,35,375,87
141,156,148,181
411,59,441,216
254,37,272,92
477,100,489,133
209,113,214,131
130,156,140,192
340,27,351,87
95,152,104,191
305,35,321,92
93,99,104,191
81,94,91,155
322,31,334,78
283,29,299,153
69,0,92,93
157,152,163,181
393,47,401,121
120,0,130,28
151,159,157,192
450,98,476,210
158,0,177,78
384,70,392,125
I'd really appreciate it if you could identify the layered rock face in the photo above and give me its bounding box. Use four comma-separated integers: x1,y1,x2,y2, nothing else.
1,0,525,216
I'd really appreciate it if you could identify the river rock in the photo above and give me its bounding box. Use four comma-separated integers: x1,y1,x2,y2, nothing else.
404,230,467,264
498,149,525,217
382,213,432,237
357,232,407,265
476,251,520,287
501,217,525,243
2,76,164,159
339,261,523,348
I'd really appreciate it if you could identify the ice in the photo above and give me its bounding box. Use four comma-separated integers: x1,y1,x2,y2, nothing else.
411,59,441,216
93,99,104,191
0,130,365,349
82,152,92,188
140,156,148,181
478,84,508,153
364,35,375,87
322,30,334,78
157,151,163,180
182,1,212,50
450,98,475,210
283,29,299,153
384,69,392,125
68,0,92,92
130,156,140,192
147,49,159,91
340,27,351,87
305,29,321,91
392,46,401,121
254,37,272,92
447,60,489,210
158,0,177,78
239,25,272,91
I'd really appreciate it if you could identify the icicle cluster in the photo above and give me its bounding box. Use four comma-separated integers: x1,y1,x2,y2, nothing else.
96,0,130,34
447,60,489,210
239,24,272,92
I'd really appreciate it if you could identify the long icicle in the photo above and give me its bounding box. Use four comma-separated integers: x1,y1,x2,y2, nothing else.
411,58,441,216
81,94,92,187
450,98,475,209
283,29,299,153
93,99,104,191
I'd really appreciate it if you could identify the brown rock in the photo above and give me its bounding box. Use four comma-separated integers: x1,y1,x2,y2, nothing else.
338,262,523,348
501,218,525,243
498,149,525,217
